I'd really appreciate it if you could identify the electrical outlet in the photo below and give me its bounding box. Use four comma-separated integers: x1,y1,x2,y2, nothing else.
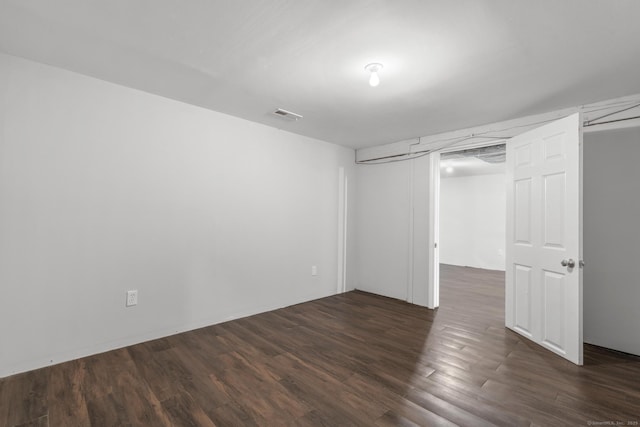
311,265,318,276
126,290,138,307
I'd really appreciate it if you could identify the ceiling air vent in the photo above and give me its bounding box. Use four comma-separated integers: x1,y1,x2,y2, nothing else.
273,108,303,121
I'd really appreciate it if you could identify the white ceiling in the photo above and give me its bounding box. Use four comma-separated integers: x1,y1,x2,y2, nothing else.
1,1,640,149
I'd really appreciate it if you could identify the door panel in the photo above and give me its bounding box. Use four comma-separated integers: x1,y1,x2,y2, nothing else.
543,133,566,160
506,113,583,365
515,143,533,167
514,179,532,244
543,172,565,247
514,264,532,337
542,270,565,352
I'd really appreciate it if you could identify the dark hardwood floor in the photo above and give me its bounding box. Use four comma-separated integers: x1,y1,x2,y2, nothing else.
2,264,640,426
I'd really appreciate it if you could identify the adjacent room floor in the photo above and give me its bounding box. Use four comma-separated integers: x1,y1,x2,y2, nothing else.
1,265,639,426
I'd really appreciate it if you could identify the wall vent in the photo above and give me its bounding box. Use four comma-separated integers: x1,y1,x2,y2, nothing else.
273,108,303,121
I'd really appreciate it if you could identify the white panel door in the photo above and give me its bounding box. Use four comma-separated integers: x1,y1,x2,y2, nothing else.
505,113,583,365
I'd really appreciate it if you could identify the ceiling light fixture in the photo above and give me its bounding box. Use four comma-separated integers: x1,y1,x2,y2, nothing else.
364,63,383,87
446,166,454,173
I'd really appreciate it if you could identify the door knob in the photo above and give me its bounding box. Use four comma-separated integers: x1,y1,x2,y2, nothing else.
561,259,576,268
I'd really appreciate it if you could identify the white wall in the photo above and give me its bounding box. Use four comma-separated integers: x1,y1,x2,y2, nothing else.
356,161,409,300
440,173,506,270
355,155,431,305
0,53,357,377
584,126,640,356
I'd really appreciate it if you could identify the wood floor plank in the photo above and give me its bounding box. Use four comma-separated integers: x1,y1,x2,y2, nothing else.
1,369,48,427
160,391,217,427
12,414,49,427
206,401,258,427
2,264,640,425
47,360,90,426
376,400,459,427
404,386,496,427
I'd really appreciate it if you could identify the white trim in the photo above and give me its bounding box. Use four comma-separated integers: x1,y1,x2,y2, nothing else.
407,159,415,303
579,112,585,364
336,167,347,294
427,152,440,309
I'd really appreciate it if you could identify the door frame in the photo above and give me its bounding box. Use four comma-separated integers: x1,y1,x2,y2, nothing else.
337,167,348,294
427,152,440,308
428,140,508,309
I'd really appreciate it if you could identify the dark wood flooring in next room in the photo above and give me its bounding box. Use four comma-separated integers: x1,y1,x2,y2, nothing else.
2,264,640,426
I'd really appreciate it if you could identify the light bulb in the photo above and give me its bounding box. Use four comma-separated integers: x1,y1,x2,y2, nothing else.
446,166,454,173
364,63,383,87
369,71,380,87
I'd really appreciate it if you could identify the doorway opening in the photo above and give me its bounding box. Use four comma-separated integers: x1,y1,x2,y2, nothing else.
434,144,507,311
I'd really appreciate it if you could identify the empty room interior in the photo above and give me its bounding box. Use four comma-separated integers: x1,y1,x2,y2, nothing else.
2,1,640,426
